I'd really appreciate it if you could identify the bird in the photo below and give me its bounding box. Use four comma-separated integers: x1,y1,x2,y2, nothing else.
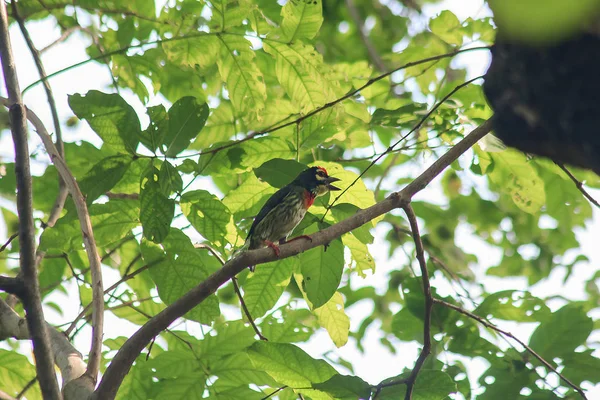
244,166,341,271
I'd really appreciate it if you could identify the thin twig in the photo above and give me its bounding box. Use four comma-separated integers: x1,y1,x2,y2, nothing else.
401,204,433,400
0,97,105,384
0,233,18,253
0,3,61,398
345,0,387,72
195,244,267,341
40,26,82,53
555,163,600,208
15,377,37,399
261,386,288,400
434,299,588,399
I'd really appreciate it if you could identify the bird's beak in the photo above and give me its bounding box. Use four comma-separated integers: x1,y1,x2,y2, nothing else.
325,176,341,191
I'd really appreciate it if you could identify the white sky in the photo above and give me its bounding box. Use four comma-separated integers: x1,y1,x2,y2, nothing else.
1,0,599,398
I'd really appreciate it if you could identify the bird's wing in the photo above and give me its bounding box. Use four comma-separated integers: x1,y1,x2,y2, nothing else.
247,184,294,239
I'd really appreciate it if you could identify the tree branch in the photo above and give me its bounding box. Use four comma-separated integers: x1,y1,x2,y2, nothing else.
0,298,91,397
0,3,61,398
0,97,105,384
434,299,588,399
93,119,493,400
401,204,432,400
555,163,600,208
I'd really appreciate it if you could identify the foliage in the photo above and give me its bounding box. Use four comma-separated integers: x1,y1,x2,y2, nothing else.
0,0,598,399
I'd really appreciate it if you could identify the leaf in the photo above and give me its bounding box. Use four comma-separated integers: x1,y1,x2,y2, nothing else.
153,373,206,400
240,137,296,169
78,154,132,204
300,238,344,308
180,190,231,244
247,342,336,387
211,353,278,387
191,101,237,150
196,320,257,359
263,41,332,114
254,158,307,188
216,35,266,115
68,90,140,153
243,257,297,318
163,97,209,157
140,104,168,152
474,290,550,322
162,33,220,68
313,374,372,399
222,174,276,218
479,148,546,214
312,162,376,210
529,303,593,361
159,161,183,195
150,350,200,379
259,309,316,343
430,10,464,45
211,0,252,30
0,350,38,398
280,0,323,42
140,166,175,243
342,234,375,277
313,292,350,347
142,230,221,323
377,370,457,400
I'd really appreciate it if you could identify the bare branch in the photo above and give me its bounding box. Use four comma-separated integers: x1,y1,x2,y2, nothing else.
0,276,23,296
93,119,493,400
0,2,61,398
401,204,432,400
0,298,91,397
556,163,600,208
434,299,588,399
0,233,18,253
0,97,105,384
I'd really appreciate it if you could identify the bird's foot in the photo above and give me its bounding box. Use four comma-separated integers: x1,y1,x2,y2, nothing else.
264,240,281,257
284,235,313,244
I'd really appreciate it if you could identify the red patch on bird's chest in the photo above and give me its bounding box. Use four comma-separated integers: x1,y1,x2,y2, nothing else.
303,189,316,208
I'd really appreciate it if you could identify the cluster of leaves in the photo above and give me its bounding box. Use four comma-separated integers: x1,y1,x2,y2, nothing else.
0,0,599,399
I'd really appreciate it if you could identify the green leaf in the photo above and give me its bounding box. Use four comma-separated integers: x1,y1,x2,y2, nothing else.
259,309,316,343
254,158,307,188
313,292,350,347
180,190,231,244
0,349,38,398
378,370,457,400
191,101,237,150
243,257,297,318
150,350,200,379
474,290,550,322
115,357,153,400
216,35,266,115
162,33,220,68
163,97,209,157
479,148,546,214
222,174,276,218
211,353,278,387
300,238,344,308
314,162,376,210
159,161,183,195
68,90,140,153
211,0,252,30
342,234,375,277
140,104,168,153
78,154,132,204
562,350,600,385
153,373,206,400
313,374,372,399
263,41,333,114
240,137,296,169
279,0,323,42
247,342,336,387
430,10,464,45
140,166,175,243
529,303,593,361
197,320,257,359
142,230,221,323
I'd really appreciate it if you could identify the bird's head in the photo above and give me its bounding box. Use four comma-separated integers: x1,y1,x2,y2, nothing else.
294,166,341,196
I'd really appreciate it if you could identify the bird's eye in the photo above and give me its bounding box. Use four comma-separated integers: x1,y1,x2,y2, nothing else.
317,170,325,176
